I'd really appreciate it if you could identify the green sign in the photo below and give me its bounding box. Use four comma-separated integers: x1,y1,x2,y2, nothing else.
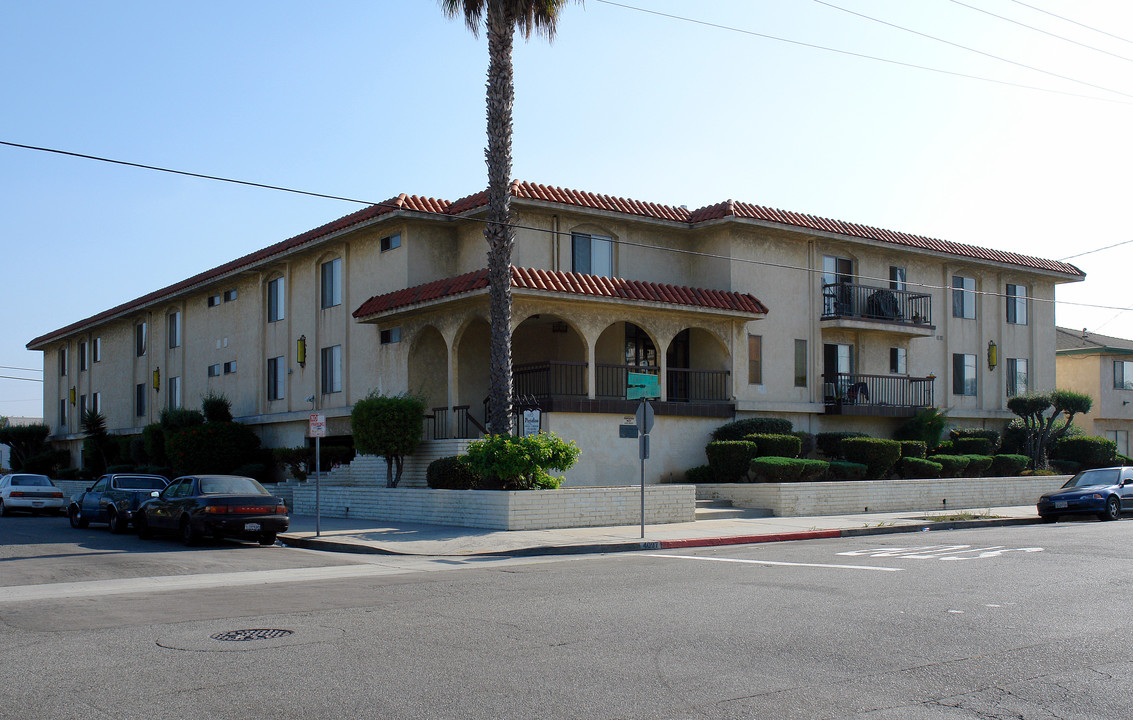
627,371,660,400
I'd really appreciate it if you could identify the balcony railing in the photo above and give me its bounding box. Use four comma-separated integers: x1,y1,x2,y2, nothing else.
823,372,935,416
514,361,587,398
822,282,932,326
666,367,732,403
596,363,658,399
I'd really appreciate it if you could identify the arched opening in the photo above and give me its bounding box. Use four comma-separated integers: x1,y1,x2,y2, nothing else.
408,325,448,412
511,313,588,400
665,327,731,402
595,321,659,399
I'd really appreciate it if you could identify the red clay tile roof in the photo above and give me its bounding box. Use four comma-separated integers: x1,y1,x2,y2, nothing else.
353,266,769,319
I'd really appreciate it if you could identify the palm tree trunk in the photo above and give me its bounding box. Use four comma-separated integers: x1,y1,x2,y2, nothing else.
484,2,516,435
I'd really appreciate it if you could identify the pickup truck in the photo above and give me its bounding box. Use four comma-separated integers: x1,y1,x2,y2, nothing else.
68,473,170,533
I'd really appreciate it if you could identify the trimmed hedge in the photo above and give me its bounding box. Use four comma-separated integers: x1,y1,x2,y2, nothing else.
1049,459,1081,475
1051,436,1117,470
963,454,994,477
989,454,1030,476
955,438,994,456
705,441,760,483
793,431,817,459
930,440,955,456
749,457,829,483
932,454,970,478
841,438,901,479
898,457,943,479
426,456,485,490
711,417,793,442
816,432,868,459
165,421,261,477
684,465,714,483
827,461,868,480
899,441,927,459
949,427,1000,448
745,433,802,458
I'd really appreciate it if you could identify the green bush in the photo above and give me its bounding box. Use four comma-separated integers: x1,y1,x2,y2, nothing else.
827,461,867,480
816,431,869,459
232,463,270,483
745,433,802,458
107,464,136,473
684,465,715,483
932,454,970,478
893,408,947,449
897,457,943,479
23,449,71,475
201,392,234,423
160,407,205,432
989,454,1030,476
165,421,261,477
705,441,760,483
749,456,804,482
463,432,580,490
930,440,955,456
949,427,1000,448
955,438,994,456
899,441,927,459
710,417,792,442
142,424,166,466
841,438,901,479
426,456,485,489
1119,454,1133,466
963,454,994,477
1049,459,1080,475
136,465,172,479
57,467,79,480
797,459,830,482
1050,436,1117,470
792,431,817,458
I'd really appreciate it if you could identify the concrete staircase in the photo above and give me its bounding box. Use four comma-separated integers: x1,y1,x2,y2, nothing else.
695,499,774,520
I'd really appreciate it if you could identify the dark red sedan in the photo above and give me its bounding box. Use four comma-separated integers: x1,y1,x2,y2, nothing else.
134,474,289,546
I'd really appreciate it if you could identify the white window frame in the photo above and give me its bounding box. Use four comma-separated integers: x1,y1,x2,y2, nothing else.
571,232,614,277
321,258,343,308
952,275,976,319
267,277,286,323
321,345,342,394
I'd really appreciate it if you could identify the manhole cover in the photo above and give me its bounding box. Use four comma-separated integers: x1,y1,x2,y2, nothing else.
211,628,294,642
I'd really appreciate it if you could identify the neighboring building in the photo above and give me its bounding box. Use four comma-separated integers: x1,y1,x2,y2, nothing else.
1055,327,1133,456
0,416,44,471
28,182,1084,485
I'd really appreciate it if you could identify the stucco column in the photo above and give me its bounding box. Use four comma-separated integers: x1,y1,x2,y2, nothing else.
587,332,597,400
446,339,458,438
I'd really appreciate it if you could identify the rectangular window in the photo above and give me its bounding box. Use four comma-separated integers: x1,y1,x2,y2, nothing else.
889,266,907,291
135,322,147,357
136,383,146,417
93,337,101,363
1006,284,1028,325
1105,430,1129,457
321,345,342,394
92,392,101,414
747,334,762,385
380,233,401,252
890,347,907,374
168,311,182,349
207,364,221,378
207,294,221,308
952,276,976,319
953,353,977,396
223,361,237,375
793,339,807,387
59,398,67,428
321,258,342,308
1115,361,1133,390
267,356,286,401
59,346,68,376
168,376,181,409
821,255,854,315
380,327,402,345
571,232,614,277
79,394,87,419
78,341,88,372
267,277,285,322
223,289,237,302
1006,357,1029,397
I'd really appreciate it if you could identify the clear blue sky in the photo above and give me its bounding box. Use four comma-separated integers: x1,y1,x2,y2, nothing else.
3,0,1132,419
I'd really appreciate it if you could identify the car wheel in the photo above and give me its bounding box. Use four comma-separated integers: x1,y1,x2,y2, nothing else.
69,505,89,529
0,500,8,517
1100,497,1121,522
180,516,201,547
1039,513,1057,523
135,513,153,539
107,509,126,534
259,533,277,546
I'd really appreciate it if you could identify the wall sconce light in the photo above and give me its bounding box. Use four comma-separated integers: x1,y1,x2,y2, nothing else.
987,340,998,371
69,387,76,406
297,335,307,367
153,367,161,392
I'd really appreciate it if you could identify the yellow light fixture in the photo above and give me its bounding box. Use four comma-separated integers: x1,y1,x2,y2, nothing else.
987,340,998,371
297,335,307,367
153,367,161,391
69,387,76,406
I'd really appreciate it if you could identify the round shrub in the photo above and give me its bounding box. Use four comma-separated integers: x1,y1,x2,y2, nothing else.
989,454,1030,476
841,438,901,479
899,441,927,459
201,392,234,423
949,427,1000,449
827,461,867,480
427,456,484,489
463,432,580,490
963,454,994,477
684,465,715,483
1049,459,1080,476
897,457,943,479
1051,436,1117,470
745,433,802,458
705,441,760,483
932,454,970,478
749,456,804,483
797,459,830,482
711,417,793,442
930,440,956,456
955,438,994,456
816,431,869,459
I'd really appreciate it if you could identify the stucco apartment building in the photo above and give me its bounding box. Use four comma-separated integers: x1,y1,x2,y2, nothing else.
1055,326,1133,457
28,181,1084,485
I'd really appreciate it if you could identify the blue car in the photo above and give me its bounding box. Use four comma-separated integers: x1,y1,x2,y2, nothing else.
1037,466,1133,522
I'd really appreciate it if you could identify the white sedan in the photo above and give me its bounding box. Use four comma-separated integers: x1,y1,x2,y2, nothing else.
0,473,66,516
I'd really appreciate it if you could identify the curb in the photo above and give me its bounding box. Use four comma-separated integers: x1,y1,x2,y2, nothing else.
279,516,1042,557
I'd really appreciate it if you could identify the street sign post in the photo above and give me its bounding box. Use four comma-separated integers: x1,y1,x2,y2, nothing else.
627,371,660,400
308,414,326,536
634,400,655,539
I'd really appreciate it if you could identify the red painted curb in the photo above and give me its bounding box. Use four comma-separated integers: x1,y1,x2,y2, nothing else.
659,529,843,548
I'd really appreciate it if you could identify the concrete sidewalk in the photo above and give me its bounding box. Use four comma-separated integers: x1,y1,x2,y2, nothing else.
278,505,1044,557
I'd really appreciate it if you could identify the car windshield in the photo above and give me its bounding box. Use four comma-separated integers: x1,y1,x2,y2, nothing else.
1064,468,1121,489
199,477,268,495
116,476,167,490
12,475,52,487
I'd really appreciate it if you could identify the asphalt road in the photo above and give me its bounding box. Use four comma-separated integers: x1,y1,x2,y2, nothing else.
1,513,1131,720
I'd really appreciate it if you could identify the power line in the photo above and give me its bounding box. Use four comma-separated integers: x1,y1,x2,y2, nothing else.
0,375,42,383
1059,238,1133,262
944,0,1133,64
0,365,41,373
814,0,1133,101
1008,0,1133,47
592,0,1128,104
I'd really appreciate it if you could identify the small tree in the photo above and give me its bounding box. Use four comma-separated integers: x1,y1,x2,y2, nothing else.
0,423,51,471
351,393,427,488
201,391,234,423
80,410,112,476
1007,390,1092,469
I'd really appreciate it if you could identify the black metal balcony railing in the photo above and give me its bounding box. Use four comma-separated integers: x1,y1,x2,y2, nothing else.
513,361,587,398
596,363,658,399
666,367,732,403
822,373,935,416
822,282,932,326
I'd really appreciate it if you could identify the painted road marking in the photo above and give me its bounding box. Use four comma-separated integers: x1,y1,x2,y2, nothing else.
644,553,902,572
837,545,1043,561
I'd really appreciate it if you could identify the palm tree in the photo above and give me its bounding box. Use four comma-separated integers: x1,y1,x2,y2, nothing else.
441,0,578,435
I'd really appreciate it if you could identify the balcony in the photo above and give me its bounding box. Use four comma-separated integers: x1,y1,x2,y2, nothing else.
821,282,935,337
823,372,936,417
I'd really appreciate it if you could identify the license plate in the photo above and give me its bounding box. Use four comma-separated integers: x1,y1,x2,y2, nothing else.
32,502,45,507
244,522,262,531
1055,501,1067,509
